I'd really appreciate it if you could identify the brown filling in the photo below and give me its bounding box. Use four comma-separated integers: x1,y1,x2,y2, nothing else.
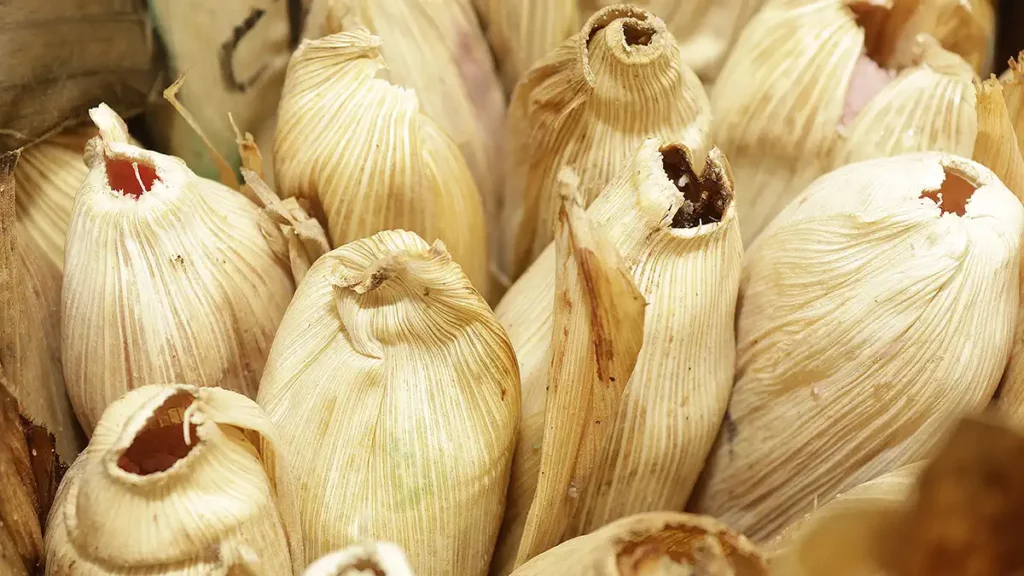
661,145,732,229
622,20,655,47
921,166,977,216
106,156,159,199
118,391,198,475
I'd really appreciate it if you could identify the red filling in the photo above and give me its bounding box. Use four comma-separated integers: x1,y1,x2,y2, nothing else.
921,167,976,216
106,157,159,199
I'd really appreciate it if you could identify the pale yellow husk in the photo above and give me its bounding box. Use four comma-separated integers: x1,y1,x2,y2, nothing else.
303,543,415,576
61,105,310,435
768,464,920,576
305,0,505,276
147,0,290,184
44,384,302,575
257,229,520,574
492,138,742,575
504,5,711,280
274,29,490,296
510,511,768,576
693,152,1023,542
713,0,991,246
514,171,646,566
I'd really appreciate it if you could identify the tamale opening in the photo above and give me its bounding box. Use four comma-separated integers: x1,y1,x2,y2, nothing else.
661,145,731,228
842,1,903,125
117,391,199,475
921,167,977,216
105,156,159,199
622,21,655,47
614,524,761,576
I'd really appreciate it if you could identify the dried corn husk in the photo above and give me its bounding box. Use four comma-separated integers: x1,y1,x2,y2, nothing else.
713,0,993,246
768,465,920,576
44,384,302,574
493,138,741,575
257,229,520,574
304,543,415,576
510,512,768,576
305,0,505,274
274,29,490,296
504,5,711,280
147,0,291,183
693,153,1023,542
61,105,317,434
0,1,155,153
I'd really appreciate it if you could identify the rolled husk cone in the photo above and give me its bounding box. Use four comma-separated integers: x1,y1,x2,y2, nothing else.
692,152,1023,542
509,512,768,576
256,229,520,574
713,0,993,246
61,105,320,435
147,0,291,183
767,464,920,575
304,0,506,276
492,138,742,575
44,384,302,574
274,29,490,296
504,5,712,280
303,543,415,576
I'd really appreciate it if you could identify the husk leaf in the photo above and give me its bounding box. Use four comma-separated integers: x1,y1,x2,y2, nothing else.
693,153,1023,542
257,230,520,574
514,170,646,567
44,384,302,574
303,542,415,576
504,5,711,279
510,512,768,576
61,105,300,434
493,138,741,575
274,29,490,296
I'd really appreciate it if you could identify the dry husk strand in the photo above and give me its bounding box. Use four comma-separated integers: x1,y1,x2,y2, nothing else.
274,28,491,296
304,0,506,281
472,0,767,92
509,512,768,576
492,138,741,574
692,152,1023,542
303,542,415,576
43,384,303,575
713,0,995,246
61,104,321,435
256,229,520,574
503,4,712,280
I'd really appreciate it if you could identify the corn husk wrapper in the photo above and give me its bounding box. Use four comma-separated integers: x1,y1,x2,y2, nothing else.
767,464,920,576
44,384,302,575
492,138,741,575
504,5,711,280
510,512,767,576
305,0,506,272
274,29,490,295
61,105,317,435
303,543,415,576
148,0,291,183
257,229,520,573
693,152,1023,542
713,0,993,246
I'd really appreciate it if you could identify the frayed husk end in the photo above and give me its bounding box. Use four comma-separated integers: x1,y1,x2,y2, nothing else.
510,512,768,576
303,542,415,576
44,384,301,574
972,77,1024,201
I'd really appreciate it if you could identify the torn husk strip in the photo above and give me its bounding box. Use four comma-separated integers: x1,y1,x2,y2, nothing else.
768,464,920,576
504,4,711,279
515,171,646,567
274,29,490,296
510,512,768,576
972,77,1024,198
61,105,302,434
303,542,415,576
44,384,303,574
713,0,984,246
257,230,520,574
492,139,741,575
694,153,1023,542
163,73,239,189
